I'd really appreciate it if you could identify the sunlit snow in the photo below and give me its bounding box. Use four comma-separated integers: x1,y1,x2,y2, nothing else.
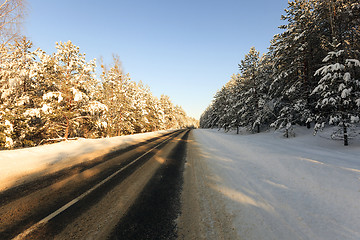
193,128,360,240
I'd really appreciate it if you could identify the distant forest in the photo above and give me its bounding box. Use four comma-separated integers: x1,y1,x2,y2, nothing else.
200,0,359,145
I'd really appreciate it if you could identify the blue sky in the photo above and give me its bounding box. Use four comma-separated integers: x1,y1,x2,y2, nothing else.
24,0,289,119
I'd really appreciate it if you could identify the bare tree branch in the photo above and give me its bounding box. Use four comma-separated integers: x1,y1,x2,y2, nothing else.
0,0,26,44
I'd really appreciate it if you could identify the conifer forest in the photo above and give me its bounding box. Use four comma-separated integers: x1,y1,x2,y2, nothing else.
0,39,197,149
1,0,360,149
200,0,359,145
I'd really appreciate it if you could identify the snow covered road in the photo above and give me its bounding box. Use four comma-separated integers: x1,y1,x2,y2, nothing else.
192,128,360,240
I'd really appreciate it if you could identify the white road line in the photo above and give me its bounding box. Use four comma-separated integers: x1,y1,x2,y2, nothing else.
12,131,178,240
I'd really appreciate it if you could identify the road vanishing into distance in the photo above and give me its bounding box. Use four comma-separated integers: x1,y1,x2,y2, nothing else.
0,130,195,240
2,128,359,240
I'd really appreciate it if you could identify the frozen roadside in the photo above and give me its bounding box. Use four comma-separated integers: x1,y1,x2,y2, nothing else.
191,128,360,240
177,130,239,240
0,130,174,192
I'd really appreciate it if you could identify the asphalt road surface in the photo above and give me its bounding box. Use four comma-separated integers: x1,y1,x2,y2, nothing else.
0,130,190,240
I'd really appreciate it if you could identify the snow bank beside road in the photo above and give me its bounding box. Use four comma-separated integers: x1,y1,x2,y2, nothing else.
0,130,173,192
194,128,360,240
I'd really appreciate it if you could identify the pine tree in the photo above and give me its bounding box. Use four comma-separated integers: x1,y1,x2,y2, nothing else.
0,37,44,148
310,0,360,145
222,75,240,132
268,0,325,133
38,41,105,140
140,84,160,132
312,43,359,144
253,53,276,131
159,94,176,130
237,47,263,132
99,55,135,136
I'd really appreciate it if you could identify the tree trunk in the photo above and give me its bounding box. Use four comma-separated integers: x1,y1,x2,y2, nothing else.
343,122,348,146
257,123,260,133
307,121,311,129
237,126,239,134
64,115,69,140
285,128,289,138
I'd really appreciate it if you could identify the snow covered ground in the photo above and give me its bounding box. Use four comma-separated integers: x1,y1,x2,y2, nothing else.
0,130,173,192
2,127,359,239
193,127,360,240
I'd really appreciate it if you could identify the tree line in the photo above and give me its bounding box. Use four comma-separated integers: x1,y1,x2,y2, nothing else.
200,0,359,145
0,39,197,149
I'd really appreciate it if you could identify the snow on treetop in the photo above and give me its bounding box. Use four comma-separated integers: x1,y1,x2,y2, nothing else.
315,63,345,76
346,59,360,67
43,92,63,103
24,108,41,118
88,101,108,115
341,88,352,99
322,50,344,62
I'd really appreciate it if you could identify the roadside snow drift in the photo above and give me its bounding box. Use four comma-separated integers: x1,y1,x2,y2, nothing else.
193,128,360,240
0,130,173,192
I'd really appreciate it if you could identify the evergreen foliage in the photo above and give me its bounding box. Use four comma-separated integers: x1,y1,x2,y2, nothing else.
0,39,197,149
200,0,359,145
